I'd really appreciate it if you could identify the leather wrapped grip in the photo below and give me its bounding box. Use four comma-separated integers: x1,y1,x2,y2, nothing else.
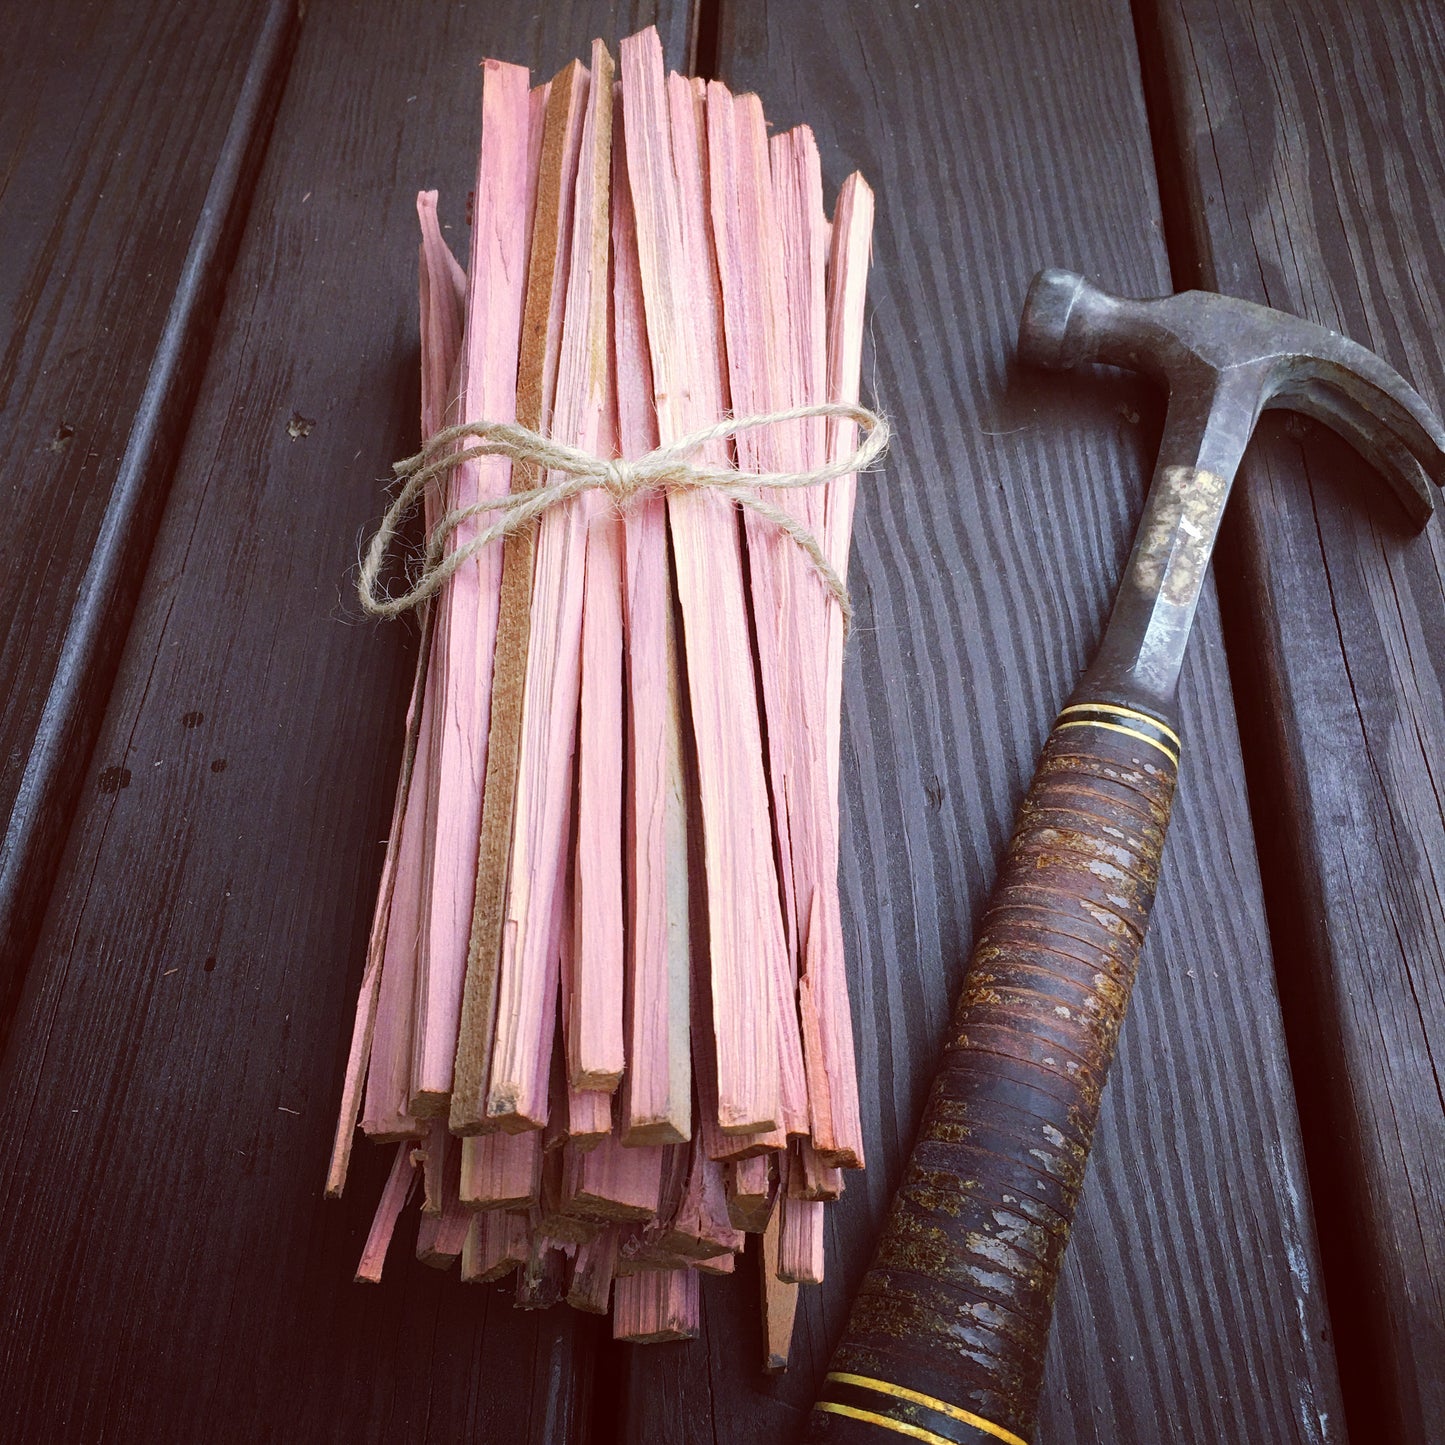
807,705,1179,1445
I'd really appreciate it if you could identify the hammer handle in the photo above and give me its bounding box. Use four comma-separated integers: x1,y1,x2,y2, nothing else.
807,705,1179,1445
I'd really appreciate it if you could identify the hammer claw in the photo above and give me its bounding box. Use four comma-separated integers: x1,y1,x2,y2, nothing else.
1270,378,1438,530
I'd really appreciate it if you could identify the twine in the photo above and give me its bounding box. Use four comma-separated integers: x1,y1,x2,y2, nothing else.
357,402,889,636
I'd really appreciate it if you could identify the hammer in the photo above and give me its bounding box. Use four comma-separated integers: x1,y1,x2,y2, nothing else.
806,271,1445,1445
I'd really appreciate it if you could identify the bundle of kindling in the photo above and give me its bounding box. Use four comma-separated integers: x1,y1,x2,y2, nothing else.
326,25,881,1358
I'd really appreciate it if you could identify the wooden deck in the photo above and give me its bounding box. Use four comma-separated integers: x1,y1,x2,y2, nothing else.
0,2,1440,1441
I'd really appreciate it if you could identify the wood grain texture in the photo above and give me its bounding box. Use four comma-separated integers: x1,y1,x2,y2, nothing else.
613,2,1343,1441
0,3,694,1442
0,0,296,1018
1139,3,1445,1439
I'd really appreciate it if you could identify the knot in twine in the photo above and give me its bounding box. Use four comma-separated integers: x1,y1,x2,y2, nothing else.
357,402,889,636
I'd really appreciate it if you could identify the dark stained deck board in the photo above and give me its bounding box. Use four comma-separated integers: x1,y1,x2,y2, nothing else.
0,4,693,1443
0,0,296,1004
614,2,1345,1441
1140,3,1445,1440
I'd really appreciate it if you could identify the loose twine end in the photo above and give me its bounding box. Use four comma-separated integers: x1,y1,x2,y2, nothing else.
356,401,889,638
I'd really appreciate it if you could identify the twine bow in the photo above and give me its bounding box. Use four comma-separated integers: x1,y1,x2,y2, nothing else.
357,402,889,635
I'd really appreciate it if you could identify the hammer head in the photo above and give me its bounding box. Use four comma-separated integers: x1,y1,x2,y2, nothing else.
1019,268,1445,528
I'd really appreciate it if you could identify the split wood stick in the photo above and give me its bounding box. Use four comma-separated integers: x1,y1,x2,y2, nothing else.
516,1231,567,1309
694,1250,736,1276
769,126,861,1165
566,1228,619,1313
561,1134,665,1222
612,1268,700,1343
705,83,815,1141
410,60,537,1116
450,63,587,1136
761,1198,799,1372
570,388,626,1089
777,1176,824,1285
725,1154,773,1232
459,1128,542,1210
354,1142,417,1284
369,191,468,1135
327,944,384,1188
337,192,467,1177
612,92,691,1148
461,1209,530,1283
822,173,874,806
570,92,630,1092
801,169,875,1169
789,1135,844,1201
621,27,785,1137
569,288,626,1092
361,660,431,1144
487,40,615,1130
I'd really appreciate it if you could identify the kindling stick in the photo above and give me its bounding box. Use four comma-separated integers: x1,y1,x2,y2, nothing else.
449,63,583,1137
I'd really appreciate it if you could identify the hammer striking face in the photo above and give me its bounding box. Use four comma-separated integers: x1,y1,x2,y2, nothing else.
1018,268,1445,714
805,273,1445,1445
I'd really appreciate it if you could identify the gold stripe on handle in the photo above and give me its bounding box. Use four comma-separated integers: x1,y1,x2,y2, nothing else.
1054,718,1179,766
825,1374,1029,1445
1056,701,1181,749
814,1403,957,1445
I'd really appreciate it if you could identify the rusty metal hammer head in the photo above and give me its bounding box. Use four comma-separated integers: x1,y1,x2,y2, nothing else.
1015,269,1445,714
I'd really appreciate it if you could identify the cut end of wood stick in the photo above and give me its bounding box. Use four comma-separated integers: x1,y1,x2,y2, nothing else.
460,1128,543,1210
568,1084,614,1149
620,1117,690,1149
612,1268,700,1342
485,1097,550,1134
777,1190,824,1285
562,1136,665,1223
416,1204,470,1269
407,1088,450,1121
461,1210,531,1283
